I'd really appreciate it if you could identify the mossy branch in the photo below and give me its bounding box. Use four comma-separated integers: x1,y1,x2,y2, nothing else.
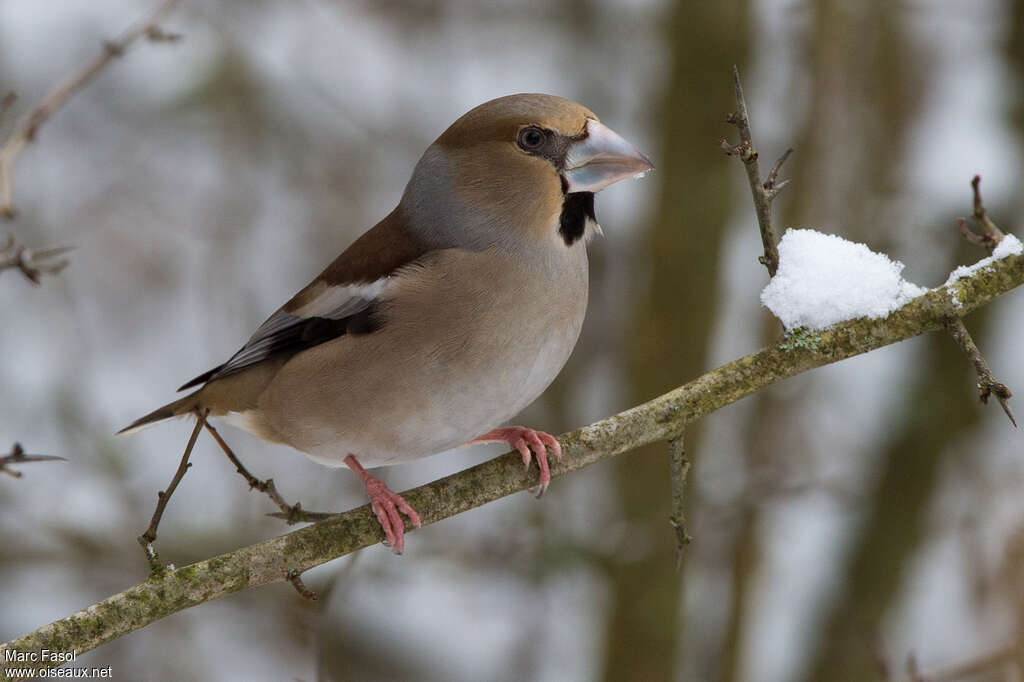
2,250,1022,677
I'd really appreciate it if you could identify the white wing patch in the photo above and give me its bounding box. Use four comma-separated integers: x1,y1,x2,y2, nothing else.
205,278,390,382
289,279,388,318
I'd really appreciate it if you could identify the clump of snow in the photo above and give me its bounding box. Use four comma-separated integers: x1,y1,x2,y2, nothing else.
761,229,928,331
943,233,1023,286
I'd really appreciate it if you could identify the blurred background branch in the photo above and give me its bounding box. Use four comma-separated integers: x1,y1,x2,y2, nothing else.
0,442,65,479
0,235,72,285
0,0,180,219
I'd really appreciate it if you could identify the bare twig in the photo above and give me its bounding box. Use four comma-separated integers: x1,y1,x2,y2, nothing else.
667,433,691,571
138,411,204,573
0,234,73,284
971,174,1004,244
945,317,1015,427
0,442,66,478
0,0,180,218
286,570,319,601
764,148,793,198
947,176,1015,427
722,65,791,277
957,175,1005,252
957,217,988,249
201,420,317,524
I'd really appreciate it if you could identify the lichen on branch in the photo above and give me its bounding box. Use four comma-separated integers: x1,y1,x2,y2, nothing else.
3,248,1021,675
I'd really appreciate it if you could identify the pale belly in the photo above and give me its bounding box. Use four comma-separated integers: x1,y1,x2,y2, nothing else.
337,309,582,467
248,246,589,468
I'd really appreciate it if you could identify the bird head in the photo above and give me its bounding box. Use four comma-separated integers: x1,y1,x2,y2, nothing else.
401,93,653,250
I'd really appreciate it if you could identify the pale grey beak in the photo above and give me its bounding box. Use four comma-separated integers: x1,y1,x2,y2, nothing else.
563,119,654,193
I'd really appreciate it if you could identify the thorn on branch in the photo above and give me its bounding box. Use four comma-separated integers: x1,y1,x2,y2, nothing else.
0,442,67,478
945,317,1016,428
286,570,319,601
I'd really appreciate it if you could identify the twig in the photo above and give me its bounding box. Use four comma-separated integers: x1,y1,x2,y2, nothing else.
137,411,204,574
0,0,180,218
201,420,317,524
286,570,319,601
945,317,1015,427
3,250,1024,668
947,175,1015,427
764,148,793,197
667,433,691,571
971,174,1004,244
0,442,66,478
722,65,792,277
957,176,1005,252
0,234,73,284
957,217,987,248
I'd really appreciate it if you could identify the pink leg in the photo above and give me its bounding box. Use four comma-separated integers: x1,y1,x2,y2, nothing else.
469,426,562,498
344,455,422,554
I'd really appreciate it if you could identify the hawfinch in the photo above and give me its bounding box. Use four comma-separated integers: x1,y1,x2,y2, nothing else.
122,93,653,553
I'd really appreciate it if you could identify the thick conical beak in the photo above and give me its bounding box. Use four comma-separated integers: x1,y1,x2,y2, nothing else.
563,119,654,193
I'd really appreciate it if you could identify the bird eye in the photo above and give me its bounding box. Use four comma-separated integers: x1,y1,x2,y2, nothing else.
517,126,545,151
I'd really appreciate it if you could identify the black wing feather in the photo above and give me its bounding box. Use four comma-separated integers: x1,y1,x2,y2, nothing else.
177,304,382,391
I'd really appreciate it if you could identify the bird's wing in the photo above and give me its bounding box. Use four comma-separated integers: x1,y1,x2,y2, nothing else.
178,208,431,391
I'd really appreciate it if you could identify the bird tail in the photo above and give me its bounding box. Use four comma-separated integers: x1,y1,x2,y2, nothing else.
117,390,203,435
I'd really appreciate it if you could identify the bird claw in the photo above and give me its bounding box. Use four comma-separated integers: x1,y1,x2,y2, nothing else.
365,477,421,554
345,455,421,554
469,426,562,498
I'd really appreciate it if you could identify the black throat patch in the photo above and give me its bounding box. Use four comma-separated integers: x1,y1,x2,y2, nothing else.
558,191,595,247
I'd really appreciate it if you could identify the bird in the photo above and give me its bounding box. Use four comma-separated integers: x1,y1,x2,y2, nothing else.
121,93,653,553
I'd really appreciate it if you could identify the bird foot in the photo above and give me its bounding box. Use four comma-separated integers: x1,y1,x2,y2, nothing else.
344,455,421,554
469,426,562,497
